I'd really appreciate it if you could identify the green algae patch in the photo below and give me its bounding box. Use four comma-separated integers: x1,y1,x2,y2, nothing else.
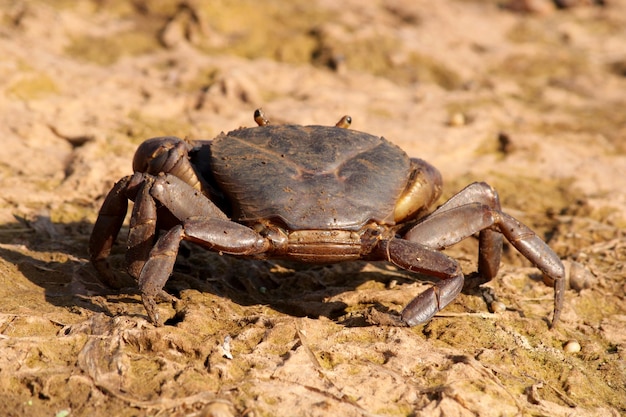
535,104,626,153
120,110,194,144
495,49,589,81
489,49,590,104
318,35,463,89
89,1,464,88
572,291,620,324
507,18,568,46
190,1,329,64
65,31,161,66
446,172,576,221
7,73,59,100
182,66,222,94
261,322,298,357
423,315,501,351
1,315,65,338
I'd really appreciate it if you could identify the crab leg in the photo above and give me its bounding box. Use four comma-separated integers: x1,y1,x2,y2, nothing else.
89,176,131,289
126,179,158,280
418,182,503,286
147,175,268,256
137,225,182,324
138,174,269,324
403,186,565,327
376,238,464,326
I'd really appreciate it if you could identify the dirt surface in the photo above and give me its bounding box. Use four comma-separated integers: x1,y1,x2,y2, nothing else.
1,1,625,416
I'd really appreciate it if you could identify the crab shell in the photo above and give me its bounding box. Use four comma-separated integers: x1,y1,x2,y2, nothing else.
209,124,440,231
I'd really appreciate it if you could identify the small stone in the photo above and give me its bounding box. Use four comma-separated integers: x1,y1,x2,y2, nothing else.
568,261,593,292
564,340,581,353
490,301,507,313
448,112,466,127
200,401,236,417
543,260,593,292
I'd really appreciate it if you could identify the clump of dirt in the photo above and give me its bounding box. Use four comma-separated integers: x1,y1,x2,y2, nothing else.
1,1,625,416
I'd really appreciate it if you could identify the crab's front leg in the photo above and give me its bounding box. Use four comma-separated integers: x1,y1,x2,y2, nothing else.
121,174,160,280
369,238,465,326
139,174,269,324
89,176,133,289
403,182,565,328
412,182,504,288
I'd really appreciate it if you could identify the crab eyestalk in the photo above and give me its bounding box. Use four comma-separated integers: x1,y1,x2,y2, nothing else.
335,115,352,129
254,108,270,126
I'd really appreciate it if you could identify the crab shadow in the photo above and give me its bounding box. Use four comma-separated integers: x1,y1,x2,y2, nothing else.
168,247,422,326
0,217,121,317
0,216,432,326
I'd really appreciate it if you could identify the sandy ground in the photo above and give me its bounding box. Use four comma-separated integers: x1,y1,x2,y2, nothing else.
1,1,625,416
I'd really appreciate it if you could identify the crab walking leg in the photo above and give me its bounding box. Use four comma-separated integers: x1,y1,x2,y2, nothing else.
499,211,565,328
147,174,269,251
426,182,504,287
138,225,181,324
138,174,269,324
377,239,464,326
405,202,565,328
139,220,269,324
89,176,131,289
150,174,230,220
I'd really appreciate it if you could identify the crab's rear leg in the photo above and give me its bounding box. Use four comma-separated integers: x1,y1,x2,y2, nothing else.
403,184,565,328
138,174,269,324
89,176,132,289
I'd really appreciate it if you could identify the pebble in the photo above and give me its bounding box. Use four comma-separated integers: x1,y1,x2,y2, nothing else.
543,260,593,292
564,340,581,353
490,300,507,313
448,112,466,127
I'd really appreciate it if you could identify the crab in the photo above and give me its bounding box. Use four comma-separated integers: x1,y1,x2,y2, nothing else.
89,110,565,327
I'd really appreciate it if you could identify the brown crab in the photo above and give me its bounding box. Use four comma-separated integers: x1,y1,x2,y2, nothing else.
89,110,565,327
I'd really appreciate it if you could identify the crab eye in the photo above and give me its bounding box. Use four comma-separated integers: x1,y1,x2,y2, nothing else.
254,108,270,126
335,115,352,129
